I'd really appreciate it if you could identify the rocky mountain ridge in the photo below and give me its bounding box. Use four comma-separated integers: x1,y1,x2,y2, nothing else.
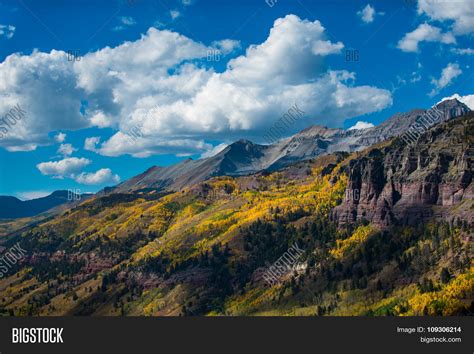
112,98,470,194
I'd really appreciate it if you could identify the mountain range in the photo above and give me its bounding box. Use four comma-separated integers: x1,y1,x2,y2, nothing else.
112,98,470,194
0,97,472,317
1,98,469,220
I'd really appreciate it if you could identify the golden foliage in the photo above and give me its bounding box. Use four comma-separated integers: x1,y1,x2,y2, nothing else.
405,270,474,316
330,225,376,259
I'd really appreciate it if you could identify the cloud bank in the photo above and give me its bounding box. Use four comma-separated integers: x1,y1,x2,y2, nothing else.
0,15,392,157
398,0,473,54
417,0,474,35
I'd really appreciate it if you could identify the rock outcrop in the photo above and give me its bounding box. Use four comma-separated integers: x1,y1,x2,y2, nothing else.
333,112,473,226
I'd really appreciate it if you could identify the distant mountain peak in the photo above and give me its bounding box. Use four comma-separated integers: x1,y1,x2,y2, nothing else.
0,190,90,219
111,99,471,195
234,138,254,145
435,94,474,110
296,125,342,138
222,139,265,158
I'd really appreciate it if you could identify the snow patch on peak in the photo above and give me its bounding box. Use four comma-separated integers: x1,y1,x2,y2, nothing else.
435,93,474,110
348,121,375,131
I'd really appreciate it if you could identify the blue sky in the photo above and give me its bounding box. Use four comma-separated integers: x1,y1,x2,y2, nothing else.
0,0,472,199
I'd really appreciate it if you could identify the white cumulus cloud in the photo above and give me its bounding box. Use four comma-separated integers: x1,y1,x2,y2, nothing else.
74,168,120,185
429,63,462,96
84,136,101,151
211,39,241,55
57,143,77,157
357,4,384,24
0,50,90,151
417,0,474,35
54,132,67,143
37,157,91,178
397,23,455,53
312,40,344,55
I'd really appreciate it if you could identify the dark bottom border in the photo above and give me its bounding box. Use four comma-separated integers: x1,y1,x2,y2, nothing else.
0,316,472,354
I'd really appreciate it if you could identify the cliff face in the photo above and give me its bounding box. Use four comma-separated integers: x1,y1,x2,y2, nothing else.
333,112,473,226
